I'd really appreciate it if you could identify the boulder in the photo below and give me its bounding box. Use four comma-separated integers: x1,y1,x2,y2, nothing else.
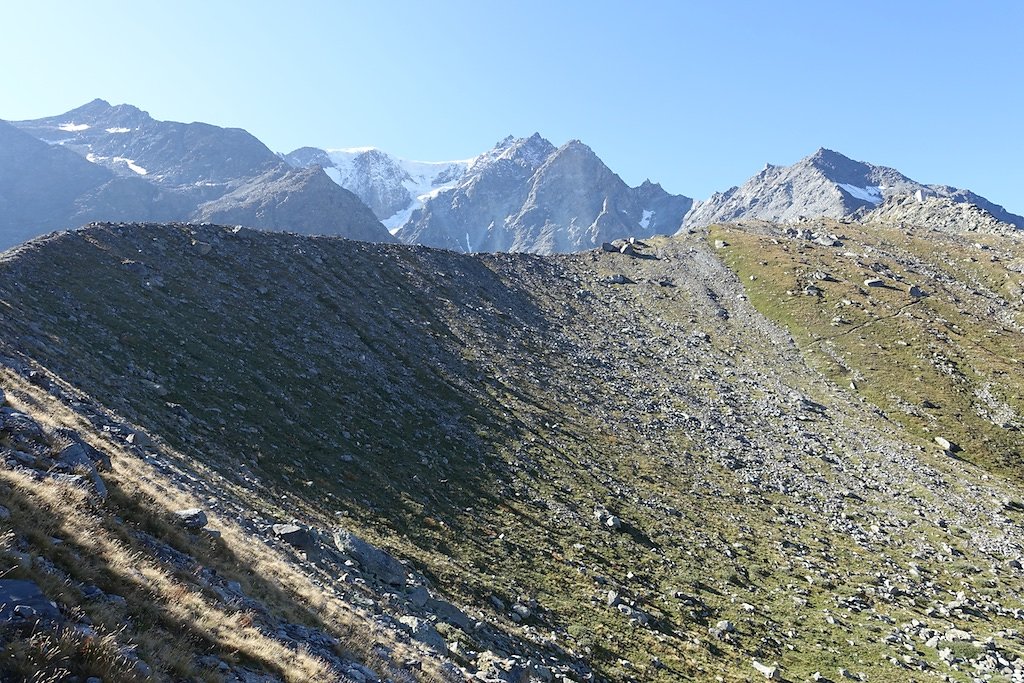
935,436,960,452
709,619,735,639
407,585,430,608
398,615,447,652
0,409,45,444
752,660,781,680
333,529,406,587
863,278,884,287
427,597,471,631
272,523,316,550
0,580,61,625
174,508,208,530
600,242,617,253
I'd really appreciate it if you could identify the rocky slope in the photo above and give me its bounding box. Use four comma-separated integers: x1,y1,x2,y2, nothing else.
3,101,392,247
683,148,1024,230
861,193,1021,234
2,220,1024,681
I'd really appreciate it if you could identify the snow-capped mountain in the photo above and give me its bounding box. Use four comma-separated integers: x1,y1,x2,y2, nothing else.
288,134,694,254
282,147,471,231
4,100,393,247
683,148,1024,229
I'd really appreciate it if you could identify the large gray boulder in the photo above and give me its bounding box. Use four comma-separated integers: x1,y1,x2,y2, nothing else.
333,529,406,587
0,580,61,624
174,508,208,530
272,523,317,551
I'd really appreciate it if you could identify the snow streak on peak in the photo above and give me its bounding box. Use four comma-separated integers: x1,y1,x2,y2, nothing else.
838,183,882,204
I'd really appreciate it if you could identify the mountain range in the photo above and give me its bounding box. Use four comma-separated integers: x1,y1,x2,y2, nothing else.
1,100,390,249
2,99,1020,252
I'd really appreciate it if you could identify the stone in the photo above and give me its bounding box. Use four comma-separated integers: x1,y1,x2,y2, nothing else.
272,523,316,550
398,616,447,652
408,585,430,608
908,284,925,298
334,529,406,587
174,508,208,530
600,242,617,253
0,505,9,521
427,597,471,631
864,278,884,287
0,410,44,443
619,243,635,256
709,620,735,638
752,660,780,680
125,430,151,447
714,240,729,249
935,436,960,452
512,603,532,619
0,580,61,624
604,515,621,530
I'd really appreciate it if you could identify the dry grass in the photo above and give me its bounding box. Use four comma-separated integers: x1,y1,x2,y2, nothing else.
0,368,434,681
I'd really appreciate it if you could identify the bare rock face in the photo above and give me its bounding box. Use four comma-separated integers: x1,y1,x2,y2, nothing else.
393,134,692,254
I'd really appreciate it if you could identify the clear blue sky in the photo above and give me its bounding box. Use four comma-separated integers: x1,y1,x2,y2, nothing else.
3,1,1022,214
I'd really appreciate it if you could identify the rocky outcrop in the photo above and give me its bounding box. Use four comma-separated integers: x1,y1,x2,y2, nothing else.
860,193,1021,234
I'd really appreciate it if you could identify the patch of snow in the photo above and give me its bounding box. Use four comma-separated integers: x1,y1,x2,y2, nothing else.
383,202,418,233
105,127,131,134
85,153,103,164
466,233,473,253
838,183,882,205
323,167,342,185
321,147,474,232
113,157,148,175
639,209,654,229
58,122,90,132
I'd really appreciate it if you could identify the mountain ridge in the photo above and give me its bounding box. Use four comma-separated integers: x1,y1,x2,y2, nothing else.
682,147,1024,230
2,100,392,248
4,100,1022,255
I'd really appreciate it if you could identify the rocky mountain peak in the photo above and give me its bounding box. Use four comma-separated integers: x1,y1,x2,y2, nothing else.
683,147,1023,230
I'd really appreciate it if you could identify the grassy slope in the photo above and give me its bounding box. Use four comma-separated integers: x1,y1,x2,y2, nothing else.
710,220,1024,478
